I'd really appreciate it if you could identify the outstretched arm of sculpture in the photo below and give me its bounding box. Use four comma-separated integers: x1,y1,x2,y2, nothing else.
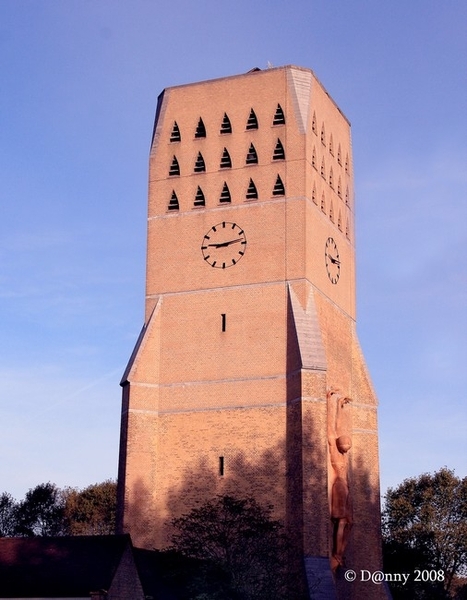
327,388,351,435
336,396,351,447
327,388,340,443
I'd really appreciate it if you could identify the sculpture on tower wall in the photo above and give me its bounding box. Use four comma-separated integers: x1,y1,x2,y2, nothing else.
327,389,353,572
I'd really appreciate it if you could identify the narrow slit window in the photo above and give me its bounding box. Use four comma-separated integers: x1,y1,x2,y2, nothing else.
337,144,342,165
338,211,343,231
219,456,224,476
346,219,350,239
329,201,334,222
337,177,342,198
272,174,285,196
195,118,206,138
219,182,231,203
194,152,206,172
221,314,226,332
273,139,285,160
312,184,317,205
312,147,317,170
329,167,334,189
246,108,258,130
321,158,326,179
194,186,205,207
321,193,326,213
246,178,258,200
170,121,181,142
220,148,232,169
321,124,326,146
220,113,232,134
169,156,180,176
345,154,349,173
345,187,349,206
168,191,179,211
329,134,334,156
312,112,317,134
273,104,285,125
246,143,258,164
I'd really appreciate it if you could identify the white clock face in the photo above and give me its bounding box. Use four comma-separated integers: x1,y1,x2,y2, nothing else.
325,237,340,284
201,222,247,269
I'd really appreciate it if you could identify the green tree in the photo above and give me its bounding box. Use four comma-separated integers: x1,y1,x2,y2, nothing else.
169,495,301,600
383,468,467,599
63,480,116,535
0,480,117,537
14,483,65,537
0,492,17,537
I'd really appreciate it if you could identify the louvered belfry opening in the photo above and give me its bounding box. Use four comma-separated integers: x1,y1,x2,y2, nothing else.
246,108,258,130
219,182,231,203
220,113,232,134
168,191,179,211
194,152,206,172
272,174,285,196
170,121,181,142
273,139,285,160
195,118,206,138
169,156,180,176
220,148,232,169
273,104,285,125
246,143,258,164
194,186,205,207
246,178,258,200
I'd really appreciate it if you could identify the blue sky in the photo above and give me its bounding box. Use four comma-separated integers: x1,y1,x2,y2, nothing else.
0,1,466,501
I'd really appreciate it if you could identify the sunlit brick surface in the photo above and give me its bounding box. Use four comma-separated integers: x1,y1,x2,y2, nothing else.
117,66,387,599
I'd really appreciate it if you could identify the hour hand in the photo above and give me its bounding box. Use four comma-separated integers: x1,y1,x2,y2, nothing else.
329,255,340,265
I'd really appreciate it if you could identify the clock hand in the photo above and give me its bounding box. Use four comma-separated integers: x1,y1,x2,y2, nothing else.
208,238,244,248
329,256,340,265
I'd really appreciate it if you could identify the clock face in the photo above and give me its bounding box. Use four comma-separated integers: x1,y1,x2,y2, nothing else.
201,222,247,268
325,237,340,284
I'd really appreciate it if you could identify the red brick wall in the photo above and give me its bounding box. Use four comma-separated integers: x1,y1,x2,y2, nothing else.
117,66,386,598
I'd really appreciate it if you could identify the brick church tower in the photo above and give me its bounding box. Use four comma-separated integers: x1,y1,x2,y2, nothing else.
117,66,388,599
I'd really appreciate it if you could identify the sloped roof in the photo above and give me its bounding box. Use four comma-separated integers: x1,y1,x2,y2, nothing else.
133,548,179,600
0,534,132,597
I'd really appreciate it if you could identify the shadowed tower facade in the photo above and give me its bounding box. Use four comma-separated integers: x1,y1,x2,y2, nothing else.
117,66,387,599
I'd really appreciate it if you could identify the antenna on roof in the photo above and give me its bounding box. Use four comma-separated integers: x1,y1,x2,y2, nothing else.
267,61,274,69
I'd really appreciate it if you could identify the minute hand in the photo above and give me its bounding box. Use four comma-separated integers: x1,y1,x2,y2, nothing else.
208,238,243,248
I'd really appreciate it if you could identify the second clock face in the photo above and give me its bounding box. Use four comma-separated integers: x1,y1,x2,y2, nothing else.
201,222,247,269
325,237,340,284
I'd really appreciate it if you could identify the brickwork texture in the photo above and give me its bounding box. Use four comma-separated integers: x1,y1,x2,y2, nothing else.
117,65,388,599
